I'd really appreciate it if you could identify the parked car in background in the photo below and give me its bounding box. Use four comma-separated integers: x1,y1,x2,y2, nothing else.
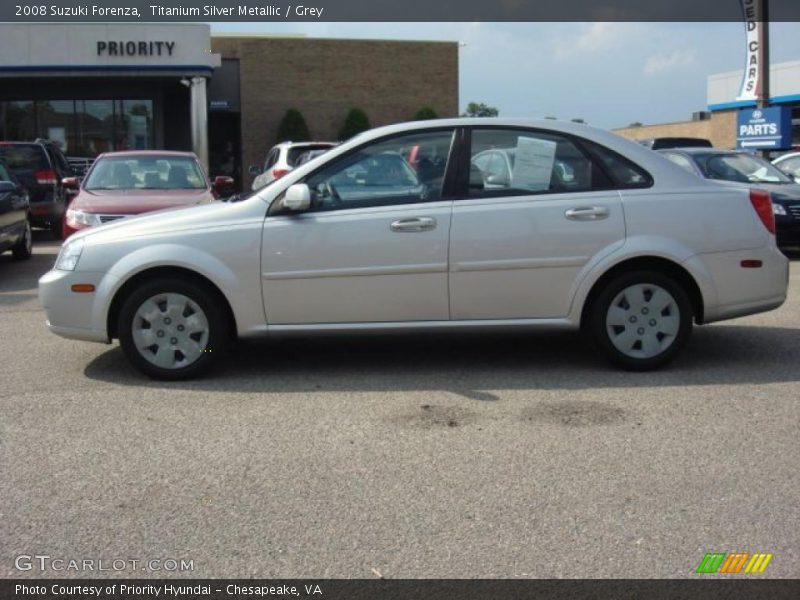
61,151,233,239
0,158,32,260
660,148,800,251
639,137,713,150
250,141,336,190
772,152,800,182
39,119,788,380
0,139,73,239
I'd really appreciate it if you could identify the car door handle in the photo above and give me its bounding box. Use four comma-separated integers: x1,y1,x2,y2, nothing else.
390,217,437,232
564,206,610,221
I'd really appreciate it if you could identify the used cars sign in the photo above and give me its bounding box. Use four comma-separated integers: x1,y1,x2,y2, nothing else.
736,106,792,150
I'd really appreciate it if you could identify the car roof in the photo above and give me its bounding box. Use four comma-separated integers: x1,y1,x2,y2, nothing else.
276,141,336,148
94,150,199,159
0,141,49,149
321,117,709,189
659,147,748,156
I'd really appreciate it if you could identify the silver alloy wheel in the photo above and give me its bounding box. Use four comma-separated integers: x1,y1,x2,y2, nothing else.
605,283,680,359
131,293,210,370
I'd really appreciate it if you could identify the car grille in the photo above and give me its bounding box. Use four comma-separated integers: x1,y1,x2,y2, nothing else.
788,205,800,220
98,214,127,224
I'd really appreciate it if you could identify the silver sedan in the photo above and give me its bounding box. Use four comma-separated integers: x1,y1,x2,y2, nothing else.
39,119,789,379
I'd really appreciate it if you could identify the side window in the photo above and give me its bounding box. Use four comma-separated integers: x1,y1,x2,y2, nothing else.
583,140,653,188
304,129,455,211
468,128,611,198
0,162,11,181
662,152,698,176
264,148,279,170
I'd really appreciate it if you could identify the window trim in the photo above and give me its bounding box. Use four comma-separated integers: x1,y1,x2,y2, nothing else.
268,126,462,216
453,125,653,201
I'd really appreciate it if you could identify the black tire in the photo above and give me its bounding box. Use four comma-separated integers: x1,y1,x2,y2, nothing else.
11,219,33,260
117,277,229,380
587,270,693,371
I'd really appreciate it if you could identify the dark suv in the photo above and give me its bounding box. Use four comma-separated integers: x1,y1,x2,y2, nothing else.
0,140,74,239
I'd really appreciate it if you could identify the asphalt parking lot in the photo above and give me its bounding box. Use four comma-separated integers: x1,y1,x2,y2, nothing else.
1,235,798,579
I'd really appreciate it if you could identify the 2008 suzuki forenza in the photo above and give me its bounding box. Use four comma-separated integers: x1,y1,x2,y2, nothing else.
39,119,789,380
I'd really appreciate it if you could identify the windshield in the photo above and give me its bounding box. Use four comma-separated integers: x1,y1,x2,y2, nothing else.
84,155,207,191
703,153,793,184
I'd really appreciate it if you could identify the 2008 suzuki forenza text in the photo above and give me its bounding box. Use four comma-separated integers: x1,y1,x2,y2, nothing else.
39,119,789,380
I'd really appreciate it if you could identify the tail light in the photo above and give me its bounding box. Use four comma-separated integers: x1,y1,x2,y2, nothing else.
35,169,58,186
749,189,775,235
272,168,290,179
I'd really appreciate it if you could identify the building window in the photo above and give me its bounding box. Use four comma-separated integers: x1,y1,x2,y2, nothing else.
0,99,153,158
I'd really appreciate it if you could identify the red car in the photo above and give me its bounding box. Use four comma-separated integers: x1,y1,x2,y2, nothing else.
62,151,234,238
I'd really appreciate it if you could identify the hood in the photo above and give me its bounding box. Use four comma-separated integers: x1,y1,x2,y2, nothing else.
69,195,267,245
70,188,213,213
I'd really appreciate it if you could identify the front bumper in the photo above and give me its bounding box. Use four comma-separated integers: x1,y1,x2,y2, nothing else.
38,269,114,343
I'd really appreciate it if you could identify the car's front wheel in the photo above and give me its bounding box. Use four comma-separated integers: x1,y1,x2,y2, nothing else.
587,270,693,370
118,278,228,380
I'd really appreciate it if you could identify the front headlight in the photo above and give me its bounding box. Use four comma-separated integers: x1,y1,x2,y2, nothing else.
55,238,85,271
65,208,102,228
773,203,787,216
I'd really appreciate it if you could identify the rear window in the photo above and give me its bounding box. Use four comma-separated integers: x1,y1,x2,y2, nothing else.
0,144,49,171
583,140,653,188
287,145,333,166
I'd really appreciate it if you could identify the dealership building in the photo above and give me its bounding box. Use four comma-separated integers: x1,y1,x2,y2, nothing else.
0,24,459,189
614,59,800,150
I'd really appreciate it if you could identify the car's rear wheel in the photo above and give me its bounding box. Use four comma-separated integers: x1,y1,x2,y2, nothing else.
587,270,693,370
118,278,228,380
11,219,33,260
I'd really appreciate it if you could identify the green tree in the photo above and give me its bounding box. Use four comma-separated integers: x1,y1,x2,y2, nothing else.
628,121,644,128
414,106,439,120
571,118,586,124
338,108,371,141
461,102,499,118
276,108,311,143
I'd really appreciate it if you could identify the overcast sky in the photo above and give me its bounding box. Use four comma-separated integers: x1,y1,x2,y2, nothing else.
210,22,800,129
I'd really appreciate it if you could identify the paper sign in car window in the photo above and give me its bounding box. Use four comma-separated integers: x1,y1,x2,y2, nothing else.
510,136,557,192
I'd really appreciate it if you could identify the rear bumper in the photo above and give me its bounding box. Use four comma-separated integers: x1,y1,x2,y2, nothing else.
697,244,789,324
29,194,63,226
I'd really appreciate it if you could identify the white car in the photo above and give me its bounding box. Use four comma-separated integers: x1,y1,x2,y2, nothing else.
39,119,789,380
772,152,800,182
250,141,335,191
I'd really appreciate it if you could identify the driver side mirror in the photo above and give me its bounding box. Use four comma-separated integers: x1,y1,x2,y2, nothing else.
281,183,311,211
62,176,80,190
486,174,509,186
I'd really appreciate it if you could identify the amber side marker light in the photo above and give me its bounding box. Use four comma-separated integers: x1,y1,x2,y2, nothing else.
740,260,763,268
71,284,96,293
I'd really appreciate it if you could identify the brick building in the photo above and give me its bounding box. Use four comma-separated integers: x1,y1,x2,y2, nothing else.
209,35,459,189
